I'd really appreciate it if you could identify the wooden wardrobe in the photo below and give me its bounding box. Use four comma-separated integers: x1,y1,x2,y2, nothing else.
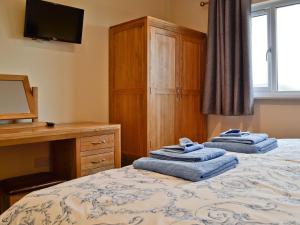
109,16,207,164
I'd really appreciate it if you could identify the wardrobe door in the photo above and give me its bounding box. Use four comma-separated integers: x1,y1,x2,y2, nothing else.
149,27,180,150
177,34,207,143
109,21,148,162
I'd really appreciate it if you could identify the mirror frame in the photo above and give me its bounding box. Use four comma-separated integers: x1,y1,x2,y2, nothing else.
0,74,37,120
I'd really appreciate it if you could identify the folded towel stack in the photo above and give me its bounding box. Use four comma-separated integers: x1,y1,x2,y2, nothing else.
133,155,238,182
133,138,238,182
204,130,278,154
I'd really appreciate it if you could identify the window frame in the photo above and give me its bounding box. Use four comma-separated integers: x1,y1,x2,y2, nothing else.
252,0,300,99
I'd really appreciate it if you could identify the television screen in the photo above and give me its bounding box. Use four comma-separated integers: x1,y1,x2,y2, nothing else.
24,0,84,44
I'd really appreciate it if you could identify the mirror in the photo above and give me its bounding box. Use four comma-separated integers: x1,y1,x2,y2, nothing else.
0,75,37,120
0,81,30,114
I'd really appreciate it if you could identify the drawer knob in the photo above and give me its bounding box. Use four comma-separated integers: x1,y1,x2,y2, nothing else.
91,159,106,164
91,140,106,145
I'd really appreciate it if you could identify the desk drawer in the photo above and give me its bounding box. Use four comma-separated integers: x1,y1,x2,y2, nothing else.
80,148,113,157
81,152,114,171
81,166,115,176
81,134,114,151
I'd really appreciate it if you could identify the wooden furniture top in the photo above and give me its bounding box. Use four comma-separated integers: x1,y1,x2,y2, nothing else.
0,122,121,147
110,16,206,38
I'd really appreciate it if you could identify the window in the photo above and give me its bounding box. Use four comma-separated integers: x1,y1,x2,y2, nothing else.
251,0,300,98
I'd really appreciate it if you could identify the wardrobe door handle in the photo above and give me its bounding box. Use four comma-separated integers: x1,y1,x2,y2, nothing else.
181,88,183,100
176,87,180,101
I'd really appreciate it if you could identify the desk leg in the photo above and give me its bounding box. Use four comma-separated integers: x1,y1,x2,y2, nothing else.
114,128,121,168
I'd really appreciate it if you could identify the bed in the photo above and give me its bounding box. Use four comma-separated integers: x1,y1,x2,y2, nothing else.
1,139,300,225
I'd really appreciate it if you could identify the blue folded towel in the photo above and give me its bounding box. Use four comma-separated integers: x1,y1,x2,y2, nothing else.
162,143,204,153
211,133,268,144
150,148,226,162
133,155,238,182
204,138,278,154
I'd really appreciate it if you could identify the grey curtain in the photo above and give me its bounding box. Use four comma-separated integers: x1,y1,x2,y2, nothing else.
202,0,254,116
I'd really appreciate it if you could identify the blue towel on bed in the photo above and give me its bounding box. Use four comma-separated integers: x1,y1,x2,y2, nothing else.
204,138,278,154
133,155,238,182
150,148,226,162
211,133,268,144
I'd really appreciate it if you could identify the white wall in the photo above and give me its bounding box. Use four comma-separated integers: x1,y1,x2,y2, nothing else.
0,0,170,179
169,0,300,139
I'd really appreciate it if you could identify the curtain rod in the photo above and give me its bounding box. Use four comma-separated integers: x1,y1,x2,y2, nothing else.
200,1,209,7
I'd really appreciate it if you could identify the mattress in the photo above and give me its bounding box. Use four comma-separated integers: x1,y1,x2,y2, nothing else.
1,139,300,225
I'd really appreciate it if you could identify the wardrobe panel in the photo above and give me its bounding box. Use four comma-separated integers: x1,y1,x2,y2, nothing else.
181,36,202,91
111,25,146,90
150,27,180,90
149,93,177,150
177,94,204,142
112,93,146,159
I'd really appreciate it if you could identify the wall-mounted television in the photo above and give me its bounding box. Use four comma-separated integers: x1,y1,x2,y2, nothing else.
24,0,84,44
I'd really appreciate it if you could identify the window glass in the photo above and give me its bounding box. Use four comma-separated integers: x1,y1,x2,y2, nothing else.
251,15,269,88
277,4,300,91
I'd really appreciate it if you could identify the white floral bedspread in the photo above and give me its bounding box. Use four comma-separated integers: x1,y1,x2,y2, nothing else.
1,139,300,225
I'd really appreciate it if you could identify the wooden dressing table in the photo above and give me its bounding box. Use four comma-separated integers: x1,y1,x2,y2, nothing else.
0,75,121,212
0,122,121,178
0,122,121,212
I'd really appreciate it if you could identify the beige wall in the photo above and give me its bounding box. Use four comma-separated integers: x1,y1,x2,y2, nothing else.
169,0,208,33
169,0,300,139
0,0,170,123
0,0,170,179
